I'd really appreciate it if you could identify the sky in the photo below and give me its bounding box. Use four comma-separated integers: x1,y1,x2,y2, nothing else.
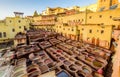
0,0,113,19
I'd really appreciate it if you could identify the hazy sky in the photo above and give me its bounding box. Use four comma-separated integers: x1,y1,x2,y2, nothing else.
0,0,118,19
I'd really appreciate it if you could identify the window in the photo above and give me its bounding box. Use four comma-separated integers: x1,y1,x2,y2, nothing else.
97,30,99,32
10,20,12,23
101,30,104,34
68,28,70,31
82,19,84,21
3,32,6,37
87,37,90,40
12,28,15,32
89,16,92,19
82,28,84,31
0,32,2,38
99,15,102,18
110,16,112,19
112,25,116,28
89,29,92,33
72,28,74,31
19,26,21,29
18,20,21,23
24,26,27,30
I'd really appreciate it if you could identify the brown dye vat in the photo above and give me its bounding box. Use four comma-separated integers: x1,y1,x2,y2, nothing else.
64,54,69,58
93,60,102,67
74,51,80,55
76,70,85,77
75,57,81,61
75,62,82,66
69,64,77,71
52,52,56,55
81,52,88,56
47,62,55,68
34,53,40,57
56,54,61,57
85,57,92,62
69,58,75,62
28,68,37,73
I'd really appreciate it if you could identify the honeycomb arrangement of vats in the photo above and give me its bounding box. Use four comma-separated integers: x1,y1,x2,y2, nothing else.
0,30,112,77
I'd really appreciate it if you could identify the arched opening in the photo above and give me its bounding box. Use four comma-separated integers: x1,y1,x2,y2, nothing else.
92,37,95,44
96,38,100,46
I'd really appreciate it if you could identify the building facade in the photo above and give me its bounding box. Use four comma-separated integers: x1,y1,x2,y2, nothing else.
32,0,120,49
0,12,30,43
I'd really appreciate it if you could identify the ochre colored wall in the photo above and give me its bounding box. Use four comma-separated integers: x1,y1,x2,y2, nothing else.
0,17,30,43
87,8,120,26
57,12,86,24
32,5,120,49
